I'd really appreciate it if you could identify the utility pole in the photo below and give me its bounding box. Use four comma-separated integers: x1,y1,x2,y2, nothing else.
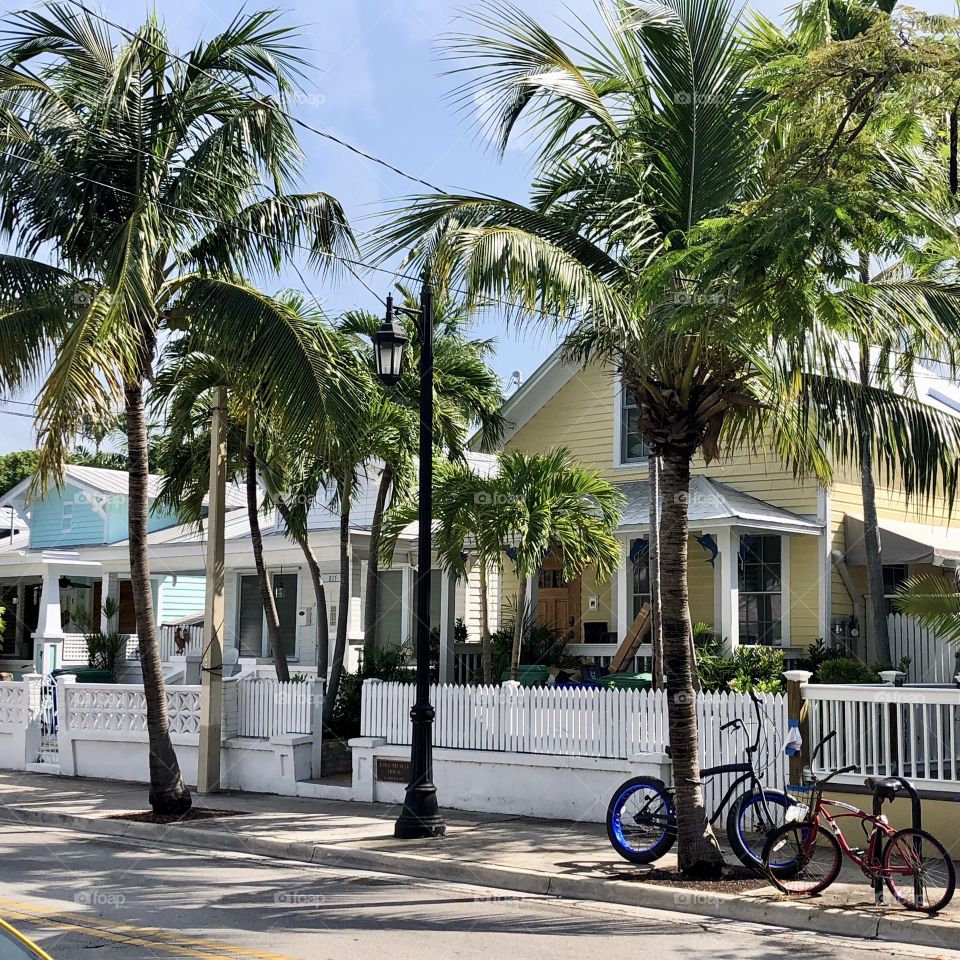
198,386,227,794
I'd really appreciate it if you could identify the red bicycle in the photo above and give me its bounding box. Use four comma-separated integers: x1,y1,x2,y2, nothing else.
762,731,956,913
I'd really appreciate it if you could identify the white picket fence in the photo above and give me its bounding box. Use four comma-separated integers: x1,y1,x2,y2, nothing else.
361,681,788,808
888,613,960,684
236,678,319,738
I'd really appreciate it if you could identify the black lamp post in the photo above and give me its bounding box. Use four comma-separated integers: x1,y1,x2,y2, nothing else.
372,273,446,840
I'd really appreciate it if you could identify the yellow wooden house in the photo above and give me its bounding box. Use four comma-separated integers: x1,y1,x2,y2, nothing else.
481,350,960,678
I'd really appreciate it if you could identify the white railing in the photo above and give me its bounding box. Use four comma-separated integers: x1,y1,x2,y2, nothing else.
159,621,205,661
0,682,24,729
804,683,960,792
63,684,201,736
361,681,787,807
888,613,960,685
236,678,320,738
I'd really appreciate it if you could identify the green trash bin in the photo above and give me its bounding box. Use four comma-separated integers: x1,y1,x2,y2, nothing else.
597,672,653,691
500,665,550,687
74,668,114,683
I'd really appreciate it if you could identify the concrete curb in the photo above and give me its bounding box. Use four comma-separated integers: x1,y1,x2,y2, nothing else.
2,806,955,951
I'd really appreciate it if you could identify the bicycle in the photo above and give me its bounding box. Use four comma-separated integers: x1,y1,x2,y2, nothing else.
762,731,956,913
606,689,794,870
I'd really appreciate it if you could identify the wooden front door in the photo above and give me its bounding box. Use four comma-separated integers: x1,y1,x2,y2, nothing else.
537,559,581,641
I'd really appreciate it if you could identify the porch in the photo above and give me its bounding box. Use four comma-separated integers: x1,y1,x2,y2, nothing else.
451,476,825,680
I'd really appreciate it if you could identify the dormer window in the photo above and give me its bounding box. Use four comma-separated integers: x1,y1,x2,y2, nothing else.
620,384,649,464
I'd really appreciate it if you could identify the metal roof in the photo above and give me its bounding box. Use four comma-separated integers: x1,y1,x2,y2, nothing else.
617,476,822,533
845,514,960,566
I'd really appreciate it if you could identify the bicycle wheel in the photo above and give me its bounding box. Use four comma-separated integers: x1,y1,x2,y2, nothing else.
883,828,956,913
726,789,796,871
606,776,677,864
762,822,842,896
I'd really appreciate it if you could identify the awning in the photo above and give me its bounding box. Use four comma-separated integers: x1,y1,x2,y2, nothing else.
617,476,822,535
844,514,960,567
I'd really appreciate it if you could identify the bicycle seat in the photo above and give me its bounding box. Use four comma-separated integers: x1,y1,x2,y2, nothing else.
864,776,900,801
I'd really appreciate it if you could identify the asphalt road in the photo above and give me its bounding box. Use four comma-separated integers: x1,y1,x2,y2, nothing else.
0,825,956,960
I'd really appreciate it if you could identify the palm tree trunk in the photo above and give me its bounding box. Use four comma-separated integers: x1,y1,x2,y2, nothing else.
857,253,890,667
479,562,492,684
323,495,351,727
362,463,393,657
245,415,290,682
124,380,191,815
659,451,724,877
510,573,527,682
276,501,329,680
649,455,664,689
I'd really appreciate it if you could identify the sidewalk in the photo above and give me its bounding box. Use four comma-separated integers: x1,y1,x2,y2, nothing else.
0,771,957,951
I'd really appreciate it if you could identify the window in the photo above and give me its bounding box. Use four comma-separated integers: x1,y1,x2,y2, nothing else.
738,535,782,645
883,564,909,617
620,385,649,464
630,538,651,621
237,573,298,658
62,501,73,534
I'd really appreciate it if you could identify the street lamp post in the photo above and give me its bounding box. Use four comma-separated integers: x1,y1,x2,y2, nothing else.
372,273,446,840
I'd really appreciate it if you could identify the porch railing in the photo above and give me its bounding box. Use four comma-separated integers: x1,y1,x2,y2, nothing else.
804,683,960,792
158,620,205,661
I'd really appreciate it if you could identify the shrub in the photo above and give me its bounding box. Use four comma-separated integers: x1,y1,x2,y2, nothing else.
695,631,785,693
817,657,881,684
486,606,581,681
328,643,414,740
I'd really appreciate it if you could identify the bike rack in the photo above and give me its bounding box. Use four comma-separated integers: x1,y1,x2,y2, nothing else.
870,777,922,905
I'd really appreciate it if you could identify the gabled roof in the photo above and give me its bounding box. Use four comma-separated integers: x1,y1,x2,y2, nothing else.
469,345,576,450
472,345,960,453
0,464,247,512
617,476,822,534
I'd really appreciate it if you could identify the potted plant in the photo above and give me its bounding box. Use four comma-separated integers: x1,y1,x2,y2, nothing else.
78,597,126,683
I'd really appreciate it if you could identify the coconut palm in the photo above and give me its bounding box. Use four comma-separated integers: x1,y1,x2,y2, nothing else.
0,5,356,812
337,286,504,661
381,457,503,682
374,0,960,873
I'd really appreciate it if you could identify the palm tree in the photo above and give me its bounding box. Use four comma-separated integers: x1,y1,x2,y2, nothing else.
338,287,504,661
494,449,622,681
374,0,960,873
894,573,960,647
0,6,356,812
741,0,960,669
381,457,503,682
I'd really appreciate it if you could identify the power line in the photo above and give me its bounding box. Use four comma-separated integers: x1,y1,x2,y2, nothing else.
62,0,447,195
0,146,536,322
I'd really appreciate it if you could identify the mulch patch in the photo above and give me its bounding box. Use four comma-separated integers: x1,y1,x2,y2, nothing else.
107,807,246,825
618,864,769,893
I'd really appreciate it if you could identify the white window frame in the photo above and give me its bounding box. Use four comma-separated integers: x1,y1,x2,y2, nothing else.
737,533,791,648
234,569,301,661
613,374,649,469
62,500,74,534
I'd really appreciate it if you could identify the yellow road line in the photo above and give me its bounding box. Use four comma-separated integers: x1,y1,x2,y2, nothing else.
0,899,297,960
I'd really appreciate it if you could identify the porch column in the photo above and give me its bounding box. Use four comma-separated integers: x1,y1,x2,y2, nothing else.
715,526,740,654
616,534,629,640
400,563,413,645
437,568,456,684
99,572,118,632
34,567,63,641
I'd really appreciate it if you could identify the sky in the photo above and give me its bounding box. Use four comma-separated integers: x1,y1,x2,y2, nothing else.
0,0,957,453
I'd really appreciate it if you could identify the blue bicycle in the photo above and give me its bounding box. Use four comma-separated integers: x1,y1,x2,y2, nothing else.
607,689,795,871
